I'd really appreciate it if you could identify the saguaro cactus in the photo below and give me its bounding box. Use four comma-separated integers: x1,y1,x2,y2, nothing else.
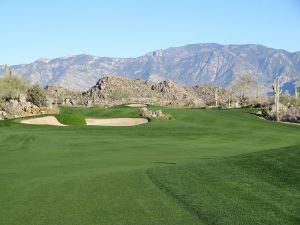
256,85,261,105
272,77,282,121
215,87,219,107
3,64,12,78
295,83,299,106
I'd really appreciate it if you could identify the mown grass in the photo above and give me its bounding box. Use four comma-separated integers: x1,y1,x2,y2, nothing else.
0,106,299,225
148,145,300,225
56,107,86,125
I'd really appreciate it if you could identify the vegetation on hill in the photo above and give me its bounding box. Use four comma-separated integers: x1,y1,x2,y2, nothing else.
0,65,29,102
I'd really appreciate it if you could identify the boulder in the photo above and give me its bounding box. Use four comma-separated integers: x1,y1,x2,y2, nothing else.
19,93,27,103
261,104,300,123
255,111,262,116
0,110,8,120
64,98,72,106
0,100,59,119
139,107,172,119
139,107,152,117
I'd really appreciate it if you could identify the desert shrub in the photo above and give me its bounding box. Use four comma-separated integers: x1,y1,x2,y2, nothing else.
0,67,30,101
280,93,291,105
238,96,249,107
26,85,47,107
288,97,300,106
0,100,5,109
110,90,131,100
92,103,105,108
205,99,216,106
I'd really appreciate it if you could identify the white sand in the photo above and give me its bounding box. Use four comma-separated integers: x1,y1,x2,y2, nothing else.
85,118,148,126
126,103,147,108
20,116,67,126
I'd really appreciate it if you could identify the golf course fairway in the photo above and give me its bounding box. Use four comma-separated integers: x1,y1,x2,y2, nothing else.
0,106,299,225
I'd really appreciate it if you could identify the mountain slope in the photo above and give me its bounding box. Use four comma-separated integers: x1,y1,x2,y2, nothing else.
1,43,299,92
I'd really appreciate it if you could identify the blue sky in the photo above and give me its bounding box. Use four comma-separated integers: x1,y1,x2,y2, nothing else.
0,0,299,64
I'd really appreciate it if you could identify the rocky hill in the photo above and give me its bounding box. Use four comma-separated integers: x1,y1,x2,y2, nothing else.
1,43,299,92
84,76,230,107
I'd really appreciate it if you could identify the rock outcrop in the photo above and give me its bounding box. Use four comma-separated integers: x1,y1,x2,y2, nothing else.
0,99,59,120
139,107,172,119
84,76,205,107
258,104,300,123
44,85,84,106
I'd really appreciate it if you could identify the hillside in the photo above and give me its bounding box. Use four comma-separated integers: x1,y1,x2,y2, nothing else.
1,43,300,92
84,76,215,107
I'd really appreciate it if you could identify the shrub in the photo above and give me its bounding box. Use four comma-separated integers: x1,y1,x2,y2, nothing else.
0,65,30,101
26,85,47,107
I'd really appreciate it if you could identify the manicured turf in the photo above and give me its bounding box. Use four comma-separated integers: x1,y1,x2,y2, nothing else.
0,106,299,225
148,145,300,225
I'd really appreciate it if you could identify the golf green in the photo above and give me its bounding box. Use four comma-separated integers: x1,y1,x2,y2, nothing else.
0,106,299,225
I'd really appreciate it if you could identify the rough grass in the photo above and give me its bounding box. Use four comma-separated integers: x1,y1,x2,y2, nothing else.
0,107,299,225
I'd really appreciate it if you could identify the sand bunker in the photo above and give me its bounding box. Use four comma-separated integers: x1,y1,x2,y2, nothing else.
20,116,67,126
126,104,147,108
85,118,148,126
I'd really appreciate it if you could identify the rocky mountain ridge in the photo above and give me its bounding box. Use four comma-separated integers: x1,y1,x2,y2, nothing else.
1,43,299,92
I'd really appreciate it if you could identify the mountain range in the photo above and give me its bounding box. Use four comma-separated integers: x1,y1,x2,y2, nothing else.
1,43,299,93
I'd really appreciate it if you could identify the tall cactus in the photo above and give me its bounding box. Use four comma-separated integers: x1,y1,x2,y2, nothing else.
295,83,299,106
272,77,282,121
3,64,12,78
215,87,219,107
256,85,261,104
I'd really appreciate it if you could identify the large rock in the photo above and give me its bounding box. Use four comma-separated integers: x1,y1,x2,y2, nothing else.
139,107,172,119
261,104,300,123
0,100,59,119
83,76,206,108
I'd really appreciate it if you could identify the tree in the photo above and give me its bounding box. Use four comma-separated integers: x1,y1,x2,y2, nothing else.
26,85,47,107
231,75,256,106
0,65,30,101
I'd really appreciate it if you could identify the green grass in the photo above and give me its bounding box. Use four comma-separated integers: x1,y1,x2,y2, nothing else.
0,106,299,225
148,145,300,225
55,107,86,125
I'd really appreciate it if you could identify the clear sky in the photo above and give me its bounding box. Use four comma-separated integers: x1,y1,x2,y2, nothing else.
0,0,299,65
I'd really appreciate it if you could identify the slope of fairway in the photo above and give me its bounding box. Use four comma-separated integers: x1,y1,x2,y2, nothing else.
148,145,300,225
0,107,300,225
